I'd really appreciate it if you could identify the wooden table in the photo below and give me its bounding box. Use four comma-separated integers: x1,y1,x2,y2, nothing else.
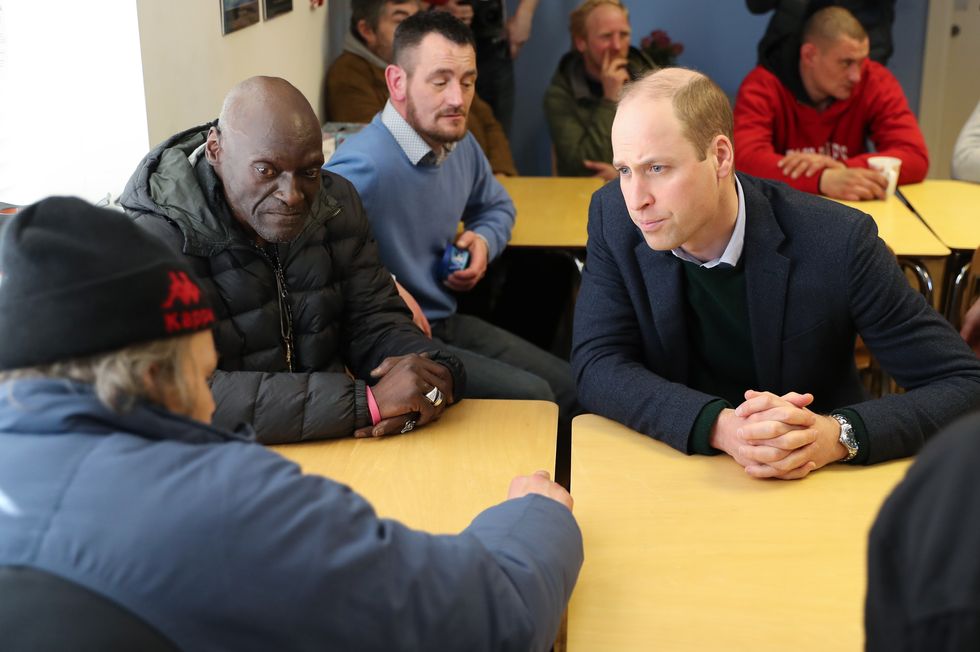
270,399,557,534
900,180,980,251
834,195,949,306
567,414,912,652
835,195,948,257
501,176,603,248
500,177,950,258
900,180,980,319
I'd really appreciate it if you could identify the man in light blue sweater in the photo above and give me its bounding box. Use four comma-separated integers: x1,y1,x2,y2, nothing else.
327,11,578,427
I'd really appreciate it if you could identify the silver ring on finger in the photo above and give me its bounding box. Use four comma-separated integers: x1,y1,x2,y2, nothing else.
424,386,444,407
400,419,417,434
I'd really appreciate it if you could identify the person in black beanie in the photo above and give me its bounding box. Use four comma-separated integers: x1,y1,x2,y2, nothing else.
0,196,583,651
0,195,218,418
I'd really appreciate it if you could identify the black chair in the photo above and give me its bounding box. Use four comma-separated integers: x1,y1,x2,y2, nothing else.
0,566,180,652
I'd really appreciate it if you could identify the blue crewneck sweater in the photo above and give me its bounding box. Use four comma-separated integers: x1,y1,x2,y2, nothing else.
326,114,514,320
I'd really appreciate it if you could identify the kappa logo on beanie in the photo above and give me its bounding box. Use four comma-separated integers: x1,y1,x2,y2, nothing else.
161,271,216,334
162,271,202,309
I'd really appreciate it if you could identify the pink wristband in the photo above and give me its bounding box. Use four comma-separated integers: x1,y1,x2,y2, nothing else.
365,385,382,426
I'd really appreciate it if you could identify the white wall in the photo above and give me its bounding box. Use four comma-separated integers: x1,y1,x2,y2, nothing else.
0,0,149,204
0,1,329,205
136,0,329,148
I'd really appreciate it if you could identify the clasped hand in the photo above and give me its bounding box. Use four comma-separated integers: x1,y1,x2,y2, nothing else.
777,152,843,180
354,353,454,438
710,390,847,480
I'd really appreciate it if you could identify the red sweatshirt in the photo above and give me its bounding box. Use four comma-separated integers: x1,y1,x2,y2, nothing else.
733,61,929,194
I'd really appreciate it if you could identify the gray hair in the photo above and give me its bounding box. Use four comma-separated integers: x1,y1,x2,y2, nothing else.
0,336,193,414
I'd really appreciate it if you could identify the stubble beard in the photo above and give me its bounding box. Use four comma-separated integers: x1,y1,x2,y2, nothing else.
406,97,467,147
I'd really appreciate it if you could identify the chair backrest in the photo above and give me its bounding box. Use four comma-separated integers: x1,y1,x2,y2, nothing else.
955,245,980,329
0,566,180,652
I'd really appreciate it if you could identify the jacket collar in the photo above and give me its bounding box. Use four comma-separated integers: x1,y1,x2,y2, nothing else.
122,123,343,261
739,175,790,390
0,379,255,445
637,240,690,383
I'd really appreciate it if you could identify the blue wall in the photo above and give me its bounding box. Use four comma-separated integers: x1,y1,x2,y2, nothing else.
509,0,928,176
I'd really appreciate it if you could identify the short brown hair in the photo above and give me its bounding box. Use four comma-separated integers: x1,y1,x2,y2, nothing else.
569,0,628,42
803,7,867,47
621,68,733,161
392,8,474,72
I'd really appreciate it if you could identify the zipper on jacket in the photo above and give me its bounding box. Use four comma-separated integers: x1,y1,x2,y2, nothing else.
245,202,341,370
254,244,296,372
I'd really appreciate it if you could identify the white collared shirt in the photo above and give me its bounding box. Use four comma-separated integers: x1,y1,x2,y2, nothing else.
381,101,456,167
671,175,747,269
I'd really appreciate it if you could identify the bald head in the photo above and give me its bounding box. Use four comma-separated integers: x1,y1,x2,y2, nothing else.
218,76,320,142
620,67,732,161
206,76,325,244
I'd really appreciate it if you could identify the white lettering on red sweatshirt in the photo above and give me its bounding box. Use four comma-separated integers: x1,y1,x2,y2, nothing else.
733,60,929,194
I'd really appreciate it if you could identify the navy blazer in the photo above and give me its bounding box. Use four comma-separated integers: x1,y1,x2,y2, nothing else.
572,173,980,464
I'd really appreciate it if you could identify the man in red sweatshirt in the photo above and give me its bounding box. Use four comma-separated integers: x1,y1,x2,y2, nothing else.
733,6,928,201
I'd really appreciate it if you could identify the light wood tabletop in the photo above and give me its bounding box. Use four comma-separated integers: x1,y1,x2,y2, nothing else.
567,414,912,652
833,194,949,257
270,399,557,534
501,176,603,248
900,180,980,251
500,177,951,258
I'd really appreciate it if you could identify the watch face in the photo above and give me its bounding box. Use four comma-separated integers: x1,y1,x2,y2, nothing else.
834,415,858,457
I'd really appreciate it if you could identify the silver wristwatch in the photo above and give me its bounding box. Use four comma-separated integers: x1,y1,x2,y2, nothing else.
831,413,858,462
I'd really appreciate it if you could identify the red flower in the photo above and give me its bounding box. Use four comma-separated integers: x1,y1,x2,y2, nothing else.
641,27,684,66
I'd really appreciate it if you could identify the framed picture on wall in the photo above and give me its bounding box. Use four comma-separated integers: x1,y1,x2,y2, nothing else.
221,0,260,35
263,0,293,21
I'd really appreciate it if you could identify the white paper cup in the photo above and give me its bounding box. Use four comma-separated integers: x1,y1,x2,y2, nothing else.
868,156,902,197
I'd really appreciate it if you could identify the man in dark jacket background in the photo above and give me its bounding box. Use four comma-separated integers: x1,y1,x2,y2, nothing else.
121,76,465,443
0,197,583,651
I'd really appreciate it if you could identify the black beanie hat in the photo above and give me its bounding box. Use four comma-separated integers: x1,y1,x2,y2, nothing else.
0,197,215,370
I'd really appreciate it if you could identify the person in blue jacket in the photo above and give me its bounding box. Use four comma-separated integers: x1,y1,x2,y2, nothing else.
0,197,583,651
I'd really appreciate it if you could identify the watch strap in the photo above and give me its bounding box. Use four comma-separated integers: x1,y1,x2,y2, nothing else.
831,413,859,462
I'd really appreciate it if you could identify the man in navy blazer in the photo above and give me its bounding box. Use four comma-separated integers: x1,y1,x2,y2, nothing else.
572,67,980,479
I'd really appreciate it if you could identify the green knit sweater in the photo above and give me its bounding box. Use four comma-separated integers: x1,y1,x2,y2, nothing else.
681,261,755,455
682,260,868,462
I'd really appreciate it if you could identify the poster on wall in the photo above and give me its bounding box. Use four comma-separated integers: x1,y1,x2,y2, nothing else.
221,0,260,35
263,0,293,21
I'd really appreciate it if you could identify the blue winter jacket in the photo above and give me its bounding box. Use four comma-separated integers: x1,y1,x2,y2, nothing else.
0,379,583,651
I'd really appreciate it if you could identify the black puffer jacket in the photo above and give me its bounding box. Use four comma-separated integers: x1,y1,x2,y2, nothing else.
120,123,465,443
